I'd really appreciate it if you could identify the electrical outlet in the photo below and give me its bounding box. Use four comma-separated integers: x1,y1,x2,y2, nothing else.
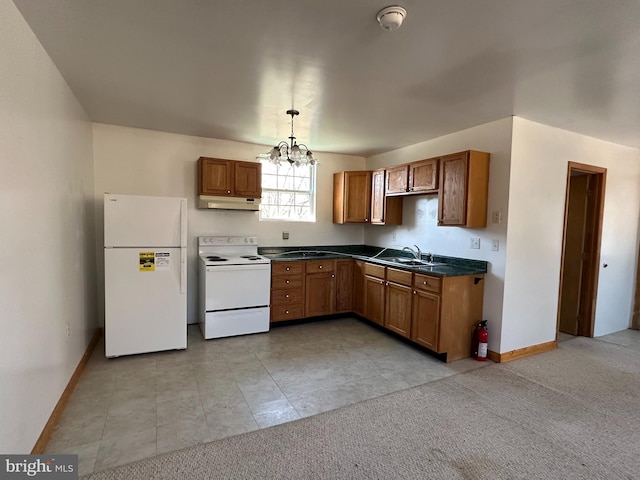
65,322,71,337
392,232,397,242
470,237,480,249
491,239,500,251
282,231,289,240
492,210,503,223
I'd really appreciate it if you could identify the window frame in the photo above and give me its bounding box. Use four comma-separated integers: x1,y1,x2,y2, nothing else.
259,160,317,223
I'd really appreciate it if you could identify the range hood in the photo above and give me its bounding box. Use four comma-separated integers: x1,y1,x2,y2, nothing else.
198,195,260,211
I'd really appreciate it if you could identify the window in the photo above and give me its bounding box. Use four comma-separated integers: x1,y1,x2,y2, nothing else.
259,160,316,222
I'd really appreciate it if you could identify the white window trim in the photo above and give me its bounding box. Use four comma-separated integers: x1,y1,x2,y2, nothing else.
259,160,317,222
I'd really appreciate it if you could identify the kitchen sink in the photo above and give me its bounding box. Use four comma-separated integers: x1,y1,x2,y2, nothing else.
383,257,445,267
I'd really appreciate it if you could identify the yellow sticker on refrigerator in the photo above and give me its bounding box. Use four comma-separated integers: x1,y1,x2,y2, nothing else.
139,252,155,271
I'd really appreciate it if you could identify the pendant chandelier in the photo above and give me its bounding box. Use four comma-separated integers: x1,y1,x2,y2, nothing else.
266,110,318,167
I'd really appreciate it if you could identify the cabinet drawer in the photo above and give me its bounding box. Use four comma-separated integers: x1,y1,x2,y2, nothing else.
271,288,304,305
271,261,304,275
271,275,303,289
305,259,335,273
364,263,386,279
271,304,304,322
414,274,441,294
386,267,412,286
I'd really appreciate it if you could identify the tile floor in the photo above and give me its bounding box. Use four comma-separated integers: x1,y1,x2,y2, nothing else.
45,317,490,475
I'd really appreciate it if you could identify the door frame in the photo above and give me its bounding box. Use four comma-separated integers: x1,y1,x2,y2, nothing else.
556,162,606,338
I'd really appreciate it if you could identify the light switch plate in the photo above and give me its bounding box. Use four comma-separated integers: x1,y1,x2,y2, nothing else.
470,237,480,249
492,239,500,251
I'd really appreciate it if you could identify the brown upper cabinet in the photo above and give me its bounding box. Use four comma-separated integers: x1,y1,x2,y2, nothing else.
438,151,490,227
333,171,372,223
198,157,262,198
371,169,403,225
386,158,438,196
385,164,410,195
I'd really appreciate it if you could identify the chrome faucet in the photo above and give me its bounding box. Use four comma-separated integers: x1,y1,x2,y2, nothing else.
402,245,422,260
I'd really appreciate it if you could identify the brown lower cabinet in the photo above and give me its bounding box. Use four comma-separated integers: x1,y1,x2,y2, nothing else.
364,263,385,326
352,260,366,316
270,261,305,323
384,268,413,338
270,258,484,362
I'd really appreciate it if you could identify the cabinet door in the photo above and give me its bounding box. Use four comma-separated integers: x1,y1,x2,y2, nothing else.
385,281,412,338
344,171,372,222
234,161,262,198
385,165,409,195
364,275,385,326
305,272,335,317
370,169,386,224
409,158,438,193
411,289,440,351
353,261,366,316
199,158,233,195
438,152,468,226
335,259,353,313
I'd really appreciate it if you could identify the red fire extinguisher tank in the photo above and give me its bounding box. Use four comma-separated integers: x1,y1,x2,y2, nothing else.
475,320,488,361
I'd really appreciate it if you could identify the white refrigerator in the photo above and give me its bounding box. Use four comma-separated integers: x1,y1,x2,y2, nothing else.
104,193,187,357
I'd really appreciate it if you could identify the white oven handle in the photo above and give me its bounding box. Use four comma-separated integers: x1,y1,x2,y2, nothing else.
206,264,271,272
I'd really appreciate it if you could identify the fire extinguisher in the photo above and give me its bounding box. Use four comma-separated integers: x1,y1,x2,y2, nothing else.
475,320,489,361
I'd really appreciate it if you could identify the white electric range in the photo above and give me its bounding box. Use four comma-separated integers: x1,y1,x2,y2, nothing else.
198,236,271,339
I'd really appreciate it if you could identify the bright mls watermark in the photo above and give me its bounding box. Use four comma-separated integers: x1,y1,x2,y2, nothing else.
0,455,77,479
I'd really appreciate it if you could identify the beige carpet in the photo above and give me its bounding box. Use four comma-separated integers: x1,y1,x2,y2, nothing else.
82,331,640,479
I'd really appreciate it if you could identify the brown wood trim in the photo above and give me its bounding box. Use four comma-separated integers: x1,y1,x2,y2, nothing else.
556,162,606,338
487,340,557,363
634,248,640,329
31,328,102,454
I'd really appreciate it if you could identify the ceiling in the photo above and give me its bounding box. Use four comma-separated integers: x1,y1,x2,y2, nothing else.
12,0,640,157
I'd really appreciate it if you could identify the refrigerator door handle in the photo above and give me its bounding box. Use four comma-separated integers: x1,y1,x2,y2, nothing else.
180,247,187,294
180,199,187,248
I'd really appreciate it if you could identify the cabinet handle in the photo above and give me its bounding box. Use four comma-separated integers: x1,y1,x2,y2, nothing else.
285,310,289,314
365,218,369,221
413,290,417,294
423,281,427,285
286,280,290,284
386,281,389,286
331,274,335,278
285,294,290,298
319,265,323,269
380,280,384,285
286,267,290,271
227,190,231,194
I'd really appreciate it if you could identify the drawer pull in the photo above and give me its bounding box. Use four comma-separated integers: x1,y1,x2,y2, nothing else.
285,294,290,298
319,265,323,269
331,274,335,278
285,310,289,314
286,267,290,271
286,280,290,284
423,281,427,285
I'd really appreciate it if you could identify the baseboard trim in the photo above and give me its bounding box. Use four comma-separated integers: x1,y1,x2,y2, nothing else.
488,340,557,363
31,328,102,454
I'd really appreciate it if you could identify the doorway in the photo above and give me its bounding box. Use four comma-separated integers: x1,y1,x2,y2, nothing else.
557,162,606,338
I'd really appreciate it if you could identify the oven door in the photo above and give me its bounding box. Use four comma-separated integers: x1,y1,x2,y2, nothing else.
205,264,271,311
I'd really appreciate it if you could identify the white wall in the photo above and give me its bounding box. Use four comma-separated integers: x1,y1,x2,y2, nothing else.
0,0,96,453
93,123,366,324
365,118,513,352
503,118,640,351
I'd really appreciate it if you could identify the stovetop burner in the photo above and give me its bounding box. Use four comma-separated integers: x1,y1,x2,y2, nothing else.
240,255,262,260
206,256,228,262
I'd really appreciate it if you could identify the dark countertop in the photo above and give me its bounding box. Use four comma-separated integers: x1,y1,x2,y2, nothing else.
259,245,487,278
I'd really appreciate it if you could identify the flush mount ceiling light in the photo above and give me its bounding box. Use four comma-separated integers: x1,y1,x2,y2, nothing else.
265,110,318,167
376,5,407,31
